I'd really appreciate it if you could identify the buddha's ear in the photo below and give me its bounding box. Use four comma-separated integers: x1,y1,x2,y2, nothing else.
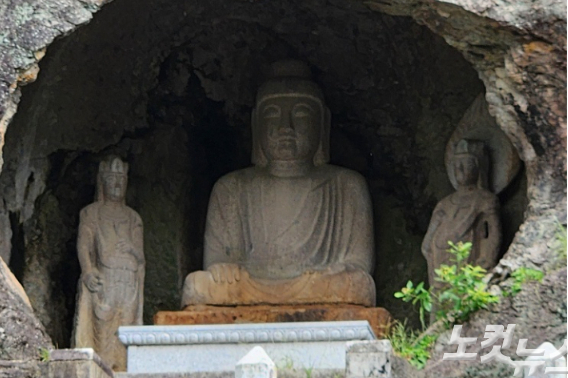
251,108,268,167
314,106,331,166
95,170,104,202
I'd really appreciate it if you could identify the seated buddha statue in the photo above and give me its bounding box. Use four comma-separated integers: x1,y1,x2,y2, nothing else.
182,60,376,308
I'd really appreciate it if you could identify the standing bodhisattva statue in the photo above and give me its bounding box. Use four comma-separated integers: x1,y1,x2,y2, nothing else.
421,93,520,322
182,60,376,307
421,139,501,293
73,156,144,371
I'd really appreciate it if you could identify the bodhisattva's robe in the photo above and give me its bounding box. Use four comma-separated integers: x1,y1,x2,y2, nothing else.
73,202,144,371
422,187,501,292
183,164,376,307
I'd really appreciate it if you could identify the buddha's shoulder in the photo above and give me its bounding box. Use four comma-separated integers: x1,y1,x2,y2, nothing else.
124,206,143,223
319,165,368,186
213,167,257,188
80,202,101,218
213,165,368,189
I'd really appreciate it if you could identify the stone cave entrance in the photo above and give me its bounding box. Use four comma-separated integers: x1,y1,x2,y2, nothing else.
0,0,527,348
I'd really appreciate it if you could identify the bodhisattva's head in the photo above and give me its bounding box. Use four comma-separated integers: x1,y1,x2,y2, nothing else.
97,156,128,203
453,139,489,189
252,60,331,167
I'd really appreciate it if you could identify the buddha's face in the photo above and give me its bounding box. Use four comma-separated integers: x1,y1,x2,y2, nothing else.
258,96,321,162
454,155,479,187
102,173,127,202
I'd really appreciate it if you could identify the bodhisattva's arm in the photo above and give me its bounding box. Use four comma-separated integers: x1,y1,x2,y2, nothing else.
421,204,445,260
77,208,101,292
203,178,244,269
132,212,144,325
131,212,145,265
477,197,501,270
421,203,447,289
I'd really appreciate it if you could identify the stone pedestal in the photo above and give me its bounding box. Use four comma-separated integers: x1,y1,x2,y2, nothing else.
119,321,376,374
155,305,391,338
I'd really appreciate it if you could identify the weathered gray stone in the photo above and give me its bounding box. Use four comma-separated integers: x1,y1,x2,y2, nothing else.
0,256,51,362
346,340,392,378
47,348,113,378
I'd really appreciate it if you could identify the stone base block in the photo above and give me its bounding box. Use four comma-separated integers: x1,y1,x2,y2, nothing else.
346,340,392,378
155,304,391,338
119,321,375,374
46,349,113,378
115,370,344,378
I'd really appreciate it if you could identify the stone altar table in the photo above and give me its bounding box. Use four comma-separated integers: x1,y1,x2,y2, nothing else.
119,321,376,374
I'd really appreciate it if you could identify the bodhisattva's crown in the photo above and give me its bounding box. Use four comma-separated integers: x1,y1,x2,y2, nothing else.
96,156,128,202
454,139,489,188
455,139,484,158
99,156,128,176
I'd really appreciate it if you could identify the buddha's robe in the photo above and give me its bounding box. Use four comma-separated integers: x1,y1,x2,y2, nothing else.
182,164,376,307
73,202,144,371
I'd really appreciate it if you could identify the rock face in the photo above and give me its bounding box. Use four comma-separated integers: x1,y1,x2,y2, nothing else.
424,267,567,378
0,0,564,377
0,256,52,376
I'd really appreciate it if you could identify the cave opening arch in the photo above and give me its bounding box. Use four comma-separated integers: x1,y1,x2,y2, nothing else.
0,0,539,349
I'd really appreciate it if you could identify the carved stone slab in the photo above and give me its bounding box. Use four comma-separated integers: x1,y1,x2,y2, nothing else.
119,321,376,374
119,321,374,345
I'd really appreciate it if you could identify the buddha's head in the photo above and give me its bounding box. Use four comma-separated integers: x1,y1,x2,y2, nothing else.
252,60,331,166
97,155,128,203
453,139,489,189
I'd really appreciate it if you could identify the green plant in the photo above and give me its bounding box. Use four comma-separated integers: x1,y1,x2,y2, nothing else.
392,241,499,369
394,281,431,330
395,241,499,327
39,347,50,362
303,367,313,378
504,267,544,297
434,241,499,323
388,321,437,370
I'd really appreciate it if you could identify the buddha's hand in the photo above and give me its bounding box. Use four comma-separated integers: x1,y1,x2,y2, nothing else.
83,271,103,292
208,263,242,284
